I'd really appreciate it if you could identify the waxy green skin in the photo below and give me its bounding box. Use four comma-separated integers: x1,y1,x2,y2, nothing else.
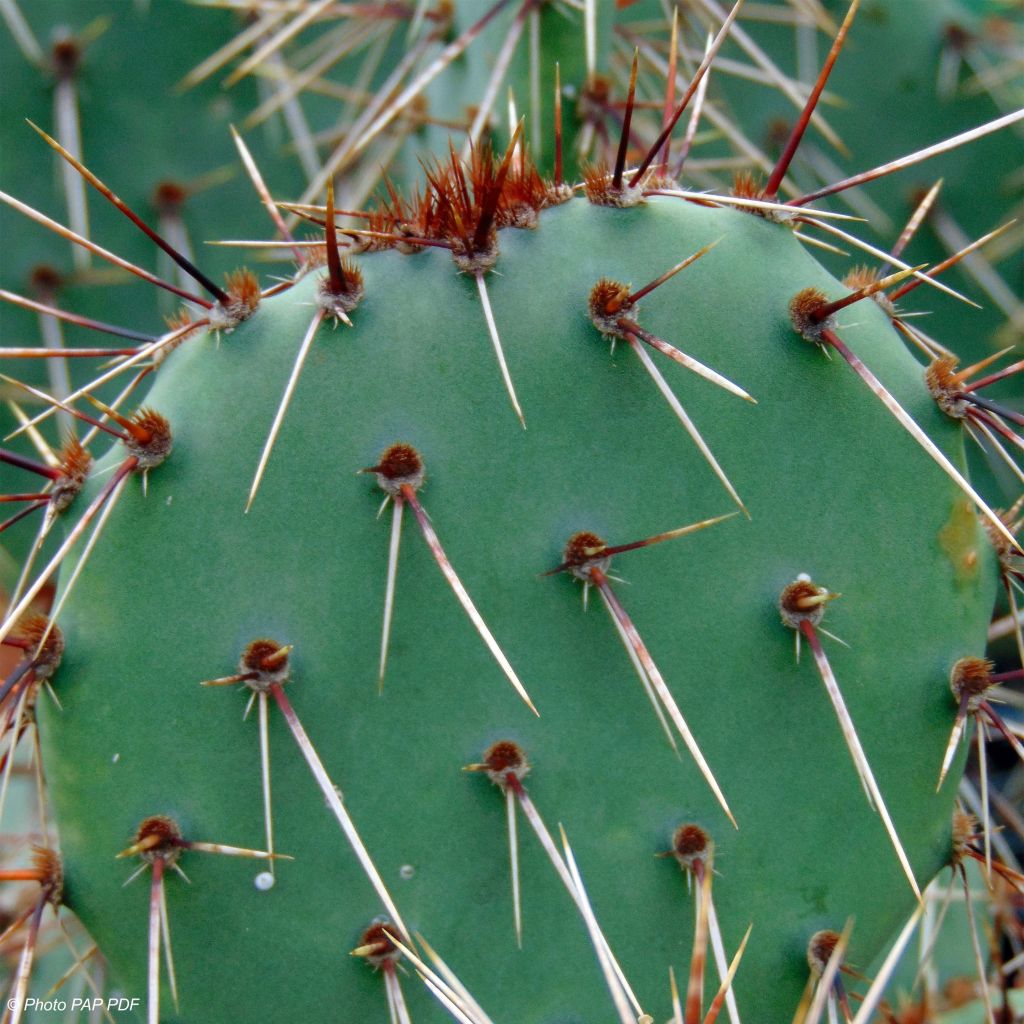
40,195,996,1021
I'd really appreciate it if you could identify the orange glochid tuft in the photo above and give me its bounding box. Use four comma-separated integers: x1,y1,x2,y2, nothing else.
843,266,896,318
732,172,791,223
51,437,92,513
807,929,842,976
303,236,329,266
421,137,516,272
778,577,835,630
238,639,292,692
365,443,425,497
29,847,64,905
560,531,612,583
241,639,290,671
842,265,881,292
470,740,530,788
209,269,261,331
368,179,436,254
133,815,184,865
788,287,833,344
318,256,364,321
563,531,609,567
581,161,645,208
669,823,711,873
225,268,261,310
157,307,204,363
339,257,363,292
123,408,173,470
588,278,633,336
950,808,978,867
949,656,995,710
732,171,767,203
925,356,968,419
496,156,549,230
362,140,551,258
15,616,64,682
375,443,422,480
353,922,401,968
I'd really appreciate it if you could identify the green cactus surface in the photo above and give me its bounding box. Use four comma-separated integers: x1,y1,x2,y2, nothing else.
2,2,1022,1022
37,193,999,1021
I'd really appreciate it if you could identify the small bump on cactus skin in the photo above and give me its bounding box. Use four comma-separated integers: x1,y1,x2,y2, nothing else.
1,2,1021,1020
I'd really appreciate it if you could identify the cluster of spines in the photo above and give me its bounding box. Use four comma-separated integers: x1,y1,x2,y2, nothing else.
1,1,1022,1019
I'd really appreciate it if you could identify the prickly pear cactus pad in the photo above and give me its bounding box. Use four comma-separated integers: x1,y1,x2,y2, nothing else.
36,191,998,1022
